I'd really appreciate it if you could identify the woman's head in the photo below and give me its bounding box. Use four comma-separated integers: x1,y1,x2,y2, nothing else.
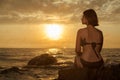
82,9,99,26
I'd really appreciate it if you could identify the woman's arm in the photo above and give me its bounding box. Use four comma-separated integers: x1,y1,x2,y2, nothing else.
75,30,82,56
74,29,83,68
99,31,104,52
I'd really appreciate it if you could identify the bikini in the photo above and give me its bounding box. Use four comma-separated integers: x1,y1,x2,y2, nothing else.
80,38,104,68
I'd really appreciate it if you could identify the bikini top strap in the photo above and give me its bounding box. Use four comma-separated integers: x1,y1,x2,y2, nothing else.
87,28,100,59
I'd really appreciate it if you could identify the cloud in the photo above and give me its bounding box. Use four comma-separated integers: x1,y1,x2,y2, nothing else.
0,0,119,24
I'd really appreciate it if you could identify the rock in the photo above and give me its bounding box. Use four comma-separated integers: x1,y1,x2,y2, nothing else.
0,66,21,74
0,67,39,80
57,67,102,80
57,63,120,80
28,54,57,66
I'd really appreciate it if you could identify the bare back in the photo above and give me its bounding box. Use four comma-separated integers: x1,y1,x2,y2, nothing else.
77,27,103,62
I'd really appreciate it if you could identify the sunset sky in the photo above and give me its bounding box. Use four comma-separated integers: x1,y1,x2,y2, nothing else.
0,0,120,48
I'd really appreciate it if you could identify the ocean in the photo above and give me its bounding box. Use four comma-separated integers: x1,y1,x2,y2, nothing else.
0,48,120,79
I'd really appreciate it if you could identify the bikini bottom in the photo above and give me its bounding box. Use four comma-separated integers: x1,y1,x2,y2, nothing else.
80,58,104,68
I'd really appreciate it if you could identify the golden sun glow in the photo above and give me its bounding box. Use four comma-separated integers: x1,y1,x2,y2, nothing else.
44,24,63,40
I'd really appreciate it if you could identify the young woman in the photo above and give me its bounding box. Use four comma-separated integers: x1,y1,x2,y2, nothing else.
74,9,104,68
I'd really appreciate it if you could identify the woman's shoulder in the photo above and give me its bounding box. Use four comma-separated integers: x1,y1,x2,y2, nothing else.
95,28,103,38
95,28,103,34
78,28,89,36
78,28,87,33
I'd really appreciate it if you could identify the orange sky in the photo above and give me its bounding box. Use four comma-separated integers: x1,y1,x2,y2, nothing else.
0,22,120,48
0,0,120,48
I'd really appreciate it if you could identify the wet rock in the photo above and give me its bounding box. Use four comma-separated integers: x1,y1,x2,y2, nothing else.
0,66,21,74
57,63,120,80
0,66,39,80
28,54,57,66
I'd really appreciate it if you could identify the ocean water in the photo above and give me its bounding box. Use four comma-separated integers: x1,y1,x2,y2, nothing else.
0,48,120,79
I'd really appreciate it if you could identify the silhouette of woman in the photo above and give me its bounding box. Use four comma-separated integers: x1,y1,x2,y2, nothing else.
74,9,104,68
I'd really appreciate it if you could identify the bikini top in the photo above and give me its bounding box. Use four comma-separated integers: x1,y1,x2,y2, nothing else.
80,38,102,48
80,38,102,58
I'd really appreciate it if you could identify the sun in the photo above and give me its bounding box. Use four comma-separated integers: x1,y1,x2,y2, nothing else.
44,24,63,40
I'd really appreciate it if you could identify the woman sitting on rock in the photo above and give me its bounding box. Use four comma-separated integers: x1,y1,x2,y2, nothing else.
74,9,104,68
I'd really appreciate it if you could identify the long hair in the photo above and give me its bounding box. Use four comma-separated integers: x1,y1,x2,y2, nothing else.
83,9,99,26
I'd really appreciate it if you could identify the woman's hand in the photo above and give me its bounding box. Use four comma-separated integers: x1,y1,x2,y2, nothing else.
76,52,82,56
74,55,83,68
